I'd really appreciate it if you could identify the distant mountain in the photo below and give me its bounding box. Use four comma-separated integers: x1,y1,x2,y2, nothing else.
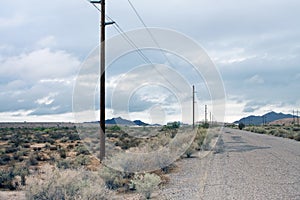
105,117,136,126
234,111,294,125
105,117,149,126
133,120,149,126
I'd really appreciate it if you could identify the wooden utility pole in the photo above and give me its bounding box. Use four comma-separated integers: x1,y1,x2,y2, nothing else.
90,0,110,161
99,0,106,161
192,85,195,129
297,110,299,126
293,110,295,125
205,105,207,124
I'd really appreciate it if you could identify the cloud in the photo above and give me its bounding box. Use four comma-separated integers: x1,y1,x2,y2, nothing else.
245,75,265,84
36,36,57,48
35,93,57,105
0,47,80,120
0,15,25,28
0,0,300,122
0,48,80,82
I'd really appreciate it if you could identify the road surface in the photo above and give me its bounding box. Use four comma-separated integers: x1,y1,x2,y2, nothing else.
159,128,300,199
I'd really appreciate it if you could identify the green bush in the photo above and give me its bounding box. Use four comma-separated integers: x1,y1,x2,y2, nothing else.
201,122,209,129
238,123,245,130
108,125,122,132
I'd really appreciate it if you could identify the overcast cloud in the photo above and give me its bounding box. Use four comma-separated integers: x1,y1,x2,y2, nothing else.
0,0,299,123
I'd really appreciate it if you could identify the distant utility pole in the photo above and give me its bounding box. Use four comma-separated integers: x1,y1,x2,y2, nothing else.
297,110,299,126
192,85,195,129
293,110,295,125
90,0,114,161
262,116,266,126
210,112,212,125
205,105,208,124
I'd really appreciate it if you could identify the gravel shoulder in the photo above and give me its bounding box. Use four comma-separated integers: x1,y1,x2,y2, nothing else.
157,128,300,200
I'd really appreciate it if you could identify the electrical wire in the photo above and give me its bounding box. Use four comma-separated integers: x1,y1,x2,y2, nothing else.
127,0,173,66
89,1,153,65
89,1,183,93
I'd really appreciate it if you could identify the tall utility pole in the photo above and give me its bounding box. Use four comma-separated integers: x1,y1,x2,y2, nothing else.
90,0,113,161
192,85,195,129
99,0,106,162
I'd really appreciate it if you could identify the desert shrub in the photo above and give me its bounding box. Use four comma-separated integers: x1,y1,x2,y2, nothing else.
13,152,20,160
68,132,80,141
56,159,73,169
49,145,57,151
13,163,29,186
60,136,69,143
49,131,64,140
0,149,5,155
22,143,31,148
201,133,213,151
184,142,197,158
194,128,207,150
155,152,174,173
268,129,279,136
67,144,75,149
28,153,38,166
74,155,90,166
0,154,11,165
131,173,161,199
294,133,300,141
277,129,290,138
201,122,210,129
58,148,67,159
75,145,90,155
108,125,121,132
106,132,118,138
255,127,267,134
0,168,15,190
0,164,28,190
114,135,140,150
5,146,18,153
238,123,245,130
99,166,126,190
293,127,300,132
26,166,110,200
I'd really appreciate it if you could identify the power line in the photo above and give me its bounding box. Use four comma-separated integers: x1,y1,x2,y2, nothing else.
127,0,173,66
88,1,152,65
90,0,183,95
126,0,187,95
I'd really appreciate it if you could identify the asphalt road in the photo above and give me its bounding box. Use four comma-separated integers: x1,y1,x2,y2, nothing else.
159,128,300,200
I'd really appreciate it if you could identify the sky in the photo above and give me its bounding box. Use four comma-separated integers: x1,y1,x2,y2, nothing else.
0,0,300,123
